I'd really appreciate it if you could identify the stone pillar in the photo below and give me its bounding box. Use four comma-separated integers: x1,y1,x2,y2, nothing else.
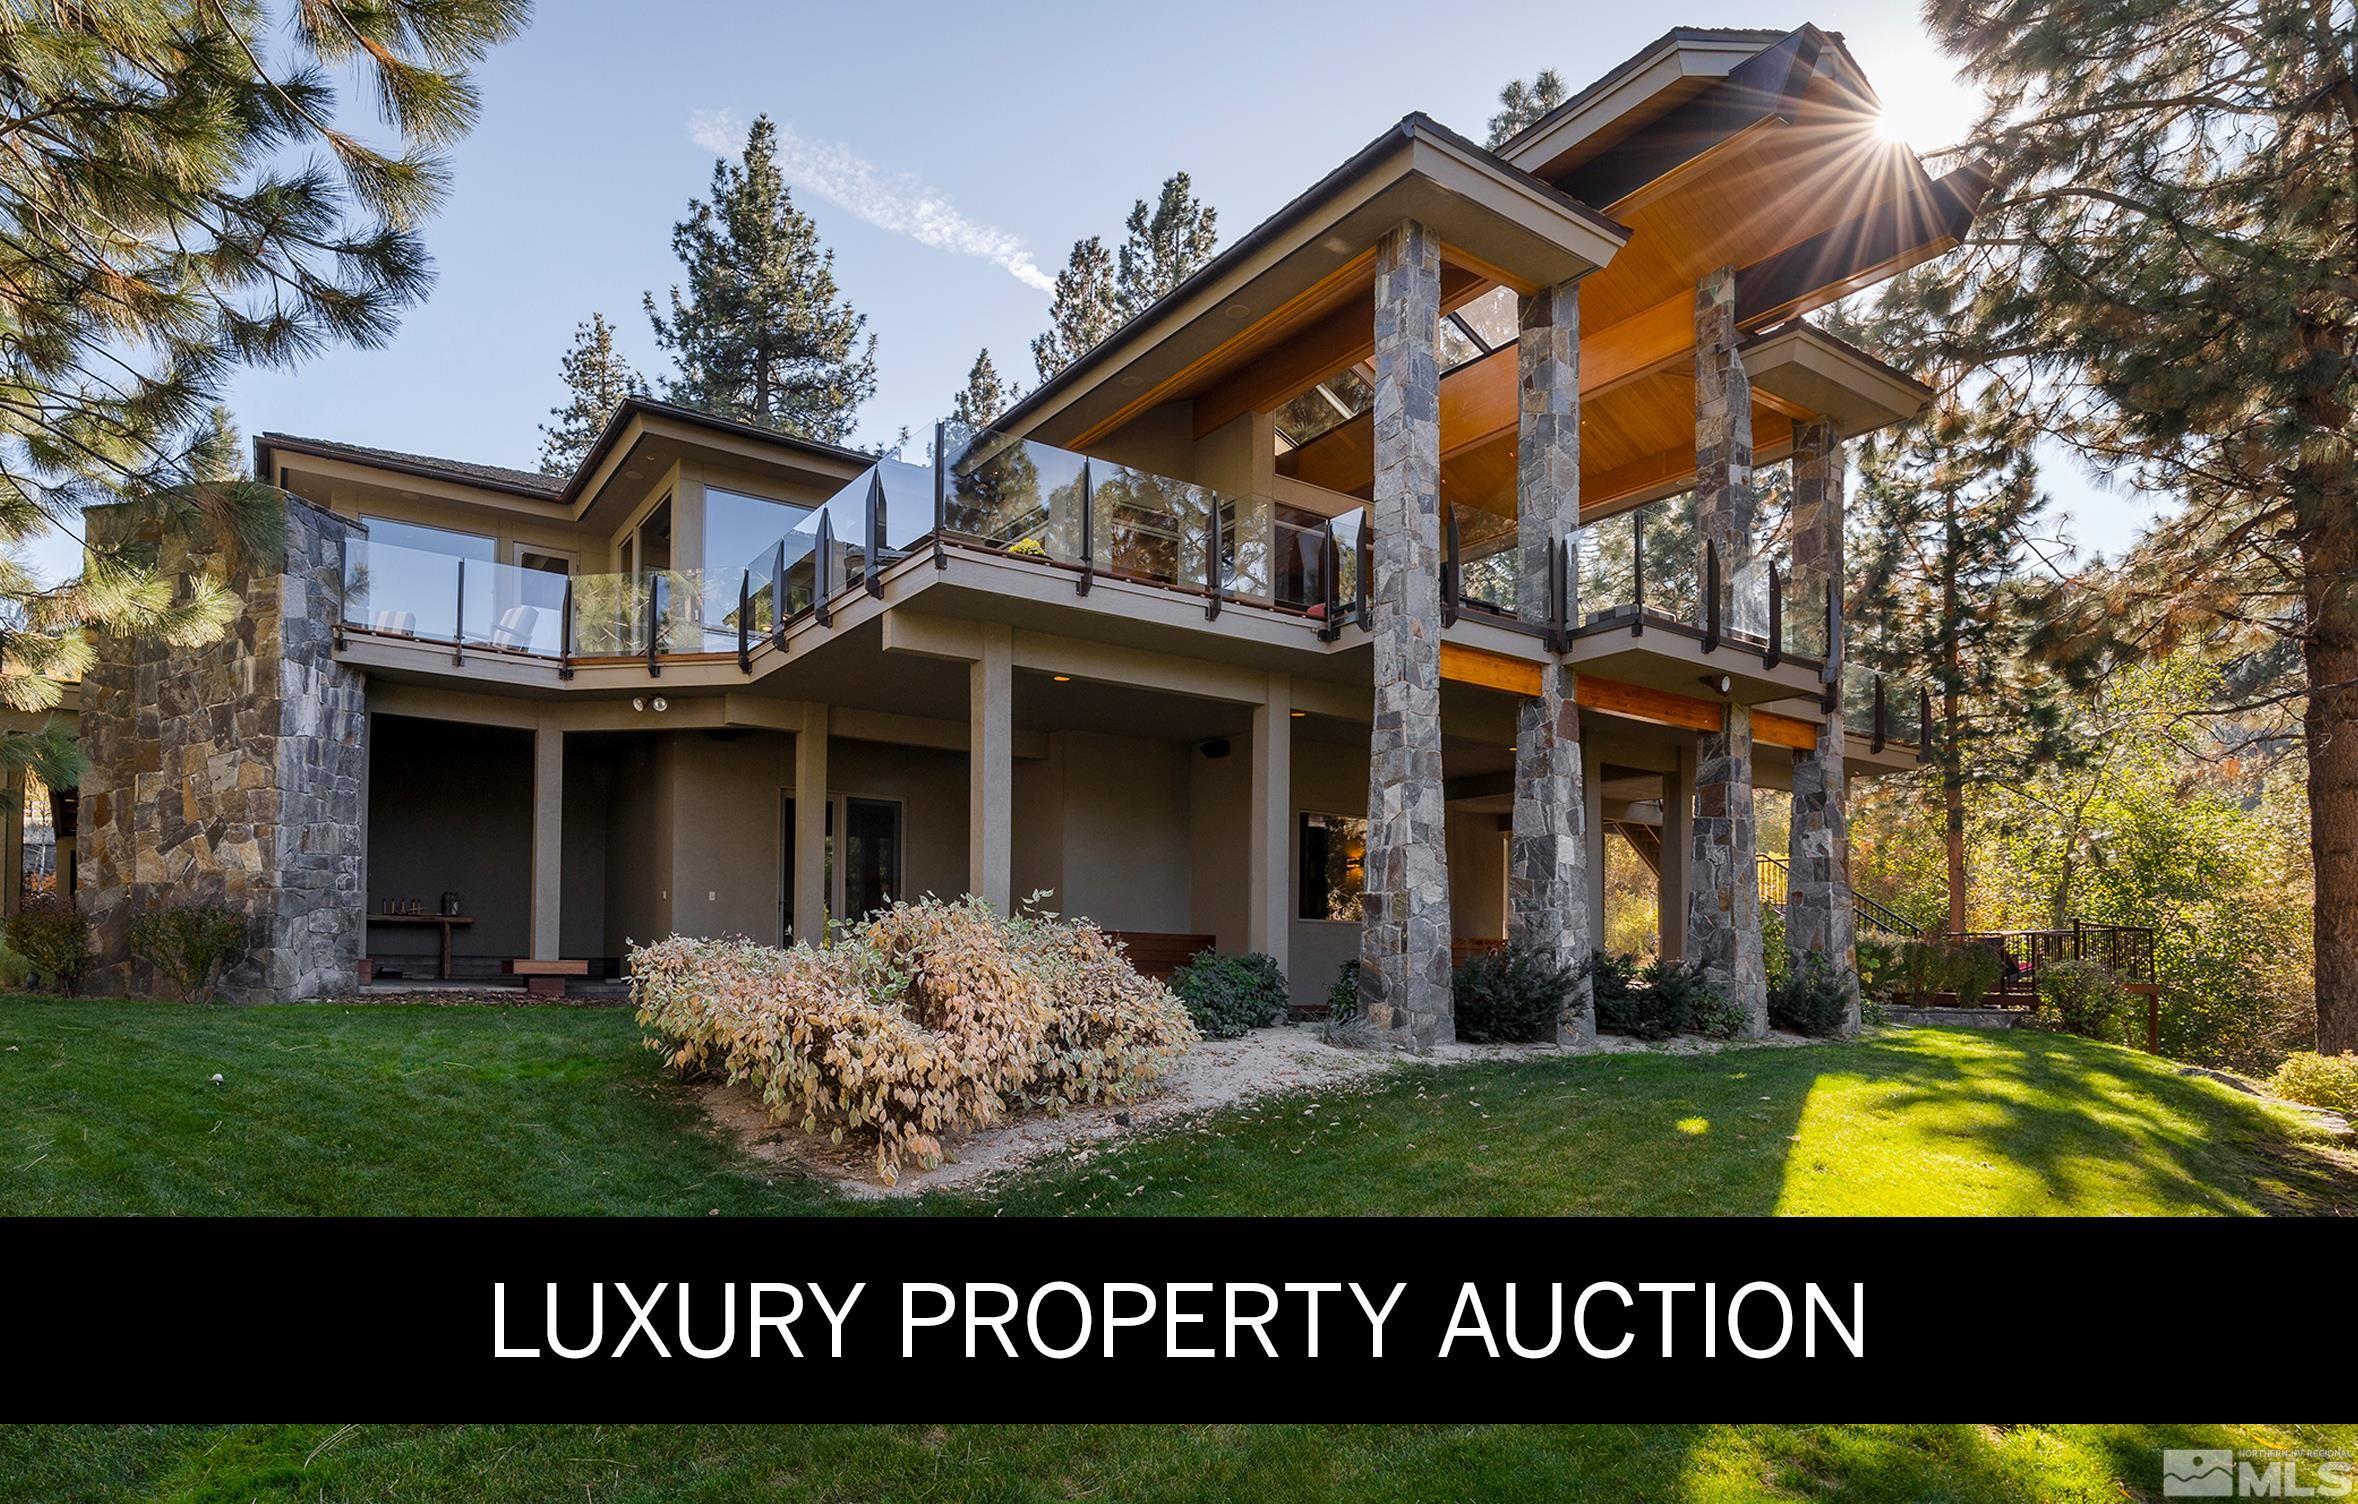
79,495,368,1001
1786,417,1858,1031
1248,672,1292,972
1507,279,1592,1043
969,623,1013,911
1687,704,1766,1034
1356,218,1454,1047
529,726,563,961
794,703,829,943
1658,746,1695,962
1694,266,1756,609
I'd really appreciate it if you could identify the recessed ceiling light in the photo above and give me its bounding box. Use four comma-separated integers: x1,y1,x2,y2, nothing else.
623,468,642,480
1289,710,1306,718
1118,374,1143,388
1223,303,1252,319
1052,674,1072,683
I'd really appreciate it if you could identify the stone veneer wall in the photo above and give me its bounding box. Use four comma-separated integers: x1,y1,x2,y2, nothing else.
1356,218,1455,1047
1508,277,1594,1044
80,496,367,1001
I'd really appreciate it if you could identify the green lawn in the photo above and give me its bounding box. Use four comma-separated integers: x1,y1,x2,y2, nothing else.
3,996,2351,1216
9,1423,2354,1504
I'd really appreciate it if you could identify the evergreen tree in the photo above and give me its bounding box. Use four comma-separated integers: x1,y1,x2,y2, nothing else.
538,314,643,475
1906,0,2358,1053
646,114,878,444
951,349,1020,431
1487,68,1567,147
1031,236,1120,381
0,1,527,796
1114,172,1220,320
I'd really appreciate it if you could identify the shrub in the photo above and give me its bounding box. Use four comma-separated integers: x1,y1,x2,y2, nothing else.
632,897,1198,1184
1770,950,1855,1037
1897,937,1950,1007
6,896,91,995
1451,944,1580,1043
1951,940,2005,1009
129,903,252,1003
1762,906,1788,995
1326,959,1359,1021
2269,1052,2358,1115
2034,956,2127,1043
0,942,31,990
1593,952,1727,1040
1855,935,1904,1002
1171,950,1290,1039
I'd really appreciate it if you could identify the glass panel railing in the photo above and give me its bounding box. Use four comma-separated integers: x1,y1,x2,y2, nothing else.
942,424,1091,567
1273,505,1365,619
461,557,568,655
344,540,568,657
1840,662,1929,746
1456,507,1523,619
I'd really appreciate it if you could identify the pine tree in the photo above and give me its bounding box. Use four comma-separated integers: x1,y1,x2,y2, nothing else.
1488,68,1568,147
538,314,643,475
1906,0,2358,1053
0,2,527,796
646,114,878,444
1031,236,1120,381
951,349,1020,431
1115,173,1219,320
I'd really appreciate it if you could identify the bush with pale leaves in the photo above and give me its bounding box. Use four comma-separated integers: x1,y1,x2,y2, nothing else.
632,898,1198,1183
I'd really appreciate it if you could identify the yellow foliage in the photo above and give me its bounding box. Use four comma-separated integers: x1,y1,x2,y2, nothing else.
632,897,1199,1183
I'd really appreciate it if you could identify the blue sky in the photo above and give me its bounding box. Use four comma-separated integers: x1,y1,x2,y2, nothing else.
30,2,2156,577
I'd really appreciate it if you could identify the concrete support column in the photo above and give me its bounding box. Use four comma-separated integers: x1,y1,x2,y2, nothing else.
529,726,563,960
1658,745,1695,962
1787,417,1858,1031
1356,218,1454,1047
1508,278,1592,1043
1248,672,1292,971
1687,704,1766,1034
794,704,829,943
969,623,1014,911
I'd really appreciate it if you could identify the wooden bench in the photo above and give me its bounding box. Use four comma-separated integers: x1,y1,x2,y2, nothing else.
507,958,590,998
1106,931,1216,980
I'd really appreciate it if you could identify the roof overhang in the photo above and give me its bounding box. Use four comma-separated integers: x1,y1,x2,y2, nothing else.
1000,115,1626,450
1494,27,1791,184
1742,322,1934,435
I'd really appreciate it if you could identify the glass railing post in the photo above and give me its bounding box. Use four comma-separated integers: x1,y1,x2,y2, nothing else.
1871,673,1887,753
1918,686,1934,765
1204,495,1224,621
450,555,465,666
1077,459,1094,597
1765,561,1783,669
865,468,886,601
771,546,787,649
1821,579,1841,709
932,422,948,571
558,576,574,680
1318,520,1342,643
645,574,662,676
1629,511,1646,637
1549,534,1571,653
1355,519,1372,631
1442,505,1461,627
738,569,752,673
1701,539,1720,653
815,509,836,628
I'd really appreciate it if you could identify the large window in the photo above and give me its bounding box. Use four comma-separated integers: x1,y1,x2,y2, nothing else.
1297,811,1366,922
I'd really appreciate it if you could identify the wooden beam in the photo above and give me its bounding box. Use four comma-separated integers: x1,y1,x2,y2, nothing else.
1440,641,1543,697
1189,263,1487,441
1752,708,1822,750
1575,676,1726,733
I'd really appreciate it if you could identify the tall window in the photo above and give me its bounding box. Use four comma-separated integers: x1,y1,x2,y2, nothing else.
1297,811,1366,922
842,797,901,922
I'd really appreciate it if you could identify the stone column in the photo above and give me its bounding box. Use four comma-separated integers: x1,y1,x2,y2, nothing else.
1786,418,1859,1031
79,495,368,1001
1658,746,1694,962
1356,218,1454,1047
529,725,563,961
1687,705,1766,1034
1685,267,1767,1032
1507,279,1592,1043
794,703,829,943
1248,671,1292,973
969,623,1013,911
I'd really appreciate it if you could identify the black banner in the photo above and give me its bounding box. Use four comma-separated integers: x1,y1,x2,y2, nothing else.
15,1217,2349,1420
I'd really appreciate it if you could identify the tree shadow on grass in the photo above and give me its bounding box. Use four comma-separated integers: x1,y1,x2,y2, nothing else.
1786,1027,2358,1216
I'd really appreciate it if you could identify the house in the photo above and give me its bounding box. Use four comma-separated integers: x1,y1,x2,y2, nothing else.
61,25,1981,1036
